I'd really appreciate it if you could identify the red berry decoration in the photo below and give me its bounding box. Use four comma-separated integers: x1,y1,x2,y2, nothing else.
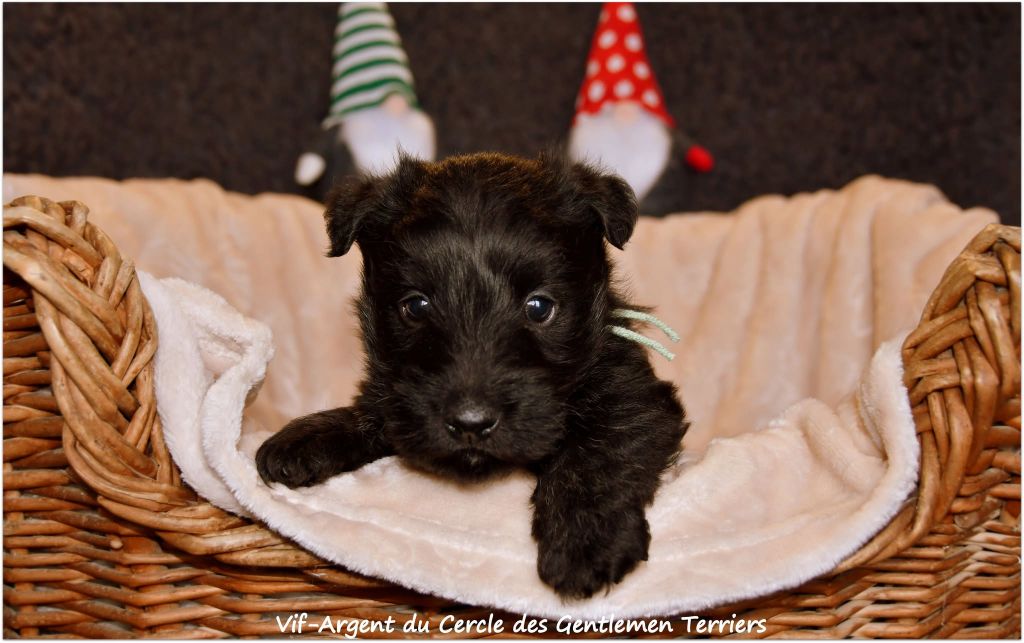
685,145,714,173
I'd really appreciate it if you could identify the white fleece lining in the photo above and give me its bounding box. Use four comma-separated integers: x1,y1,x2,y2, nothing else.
141,271,919,620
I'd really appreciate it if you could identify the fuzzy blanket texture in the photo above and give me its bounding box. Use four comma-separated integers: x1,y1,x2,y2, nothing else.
2,174,998,618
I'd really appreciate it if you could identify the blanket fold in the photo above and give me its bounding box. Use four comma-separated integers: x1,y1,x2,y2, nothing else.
3,173,997,618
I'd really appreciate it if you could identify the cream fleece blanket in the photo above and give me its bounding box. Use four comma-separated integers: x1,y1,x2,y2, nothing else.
2,174,998,618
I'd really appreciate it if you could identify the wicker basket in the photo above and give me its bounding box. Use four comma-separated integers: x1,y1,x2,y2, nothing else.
3,195,1020,638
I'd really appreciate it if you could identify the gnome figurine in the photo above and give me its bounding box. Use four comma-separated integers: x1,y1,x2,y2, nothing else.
295,2,436,187
569,2,712,201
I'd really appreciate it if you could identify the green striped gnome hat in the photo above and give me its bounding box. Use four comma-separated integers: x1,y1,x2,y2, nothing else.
325,2,420,129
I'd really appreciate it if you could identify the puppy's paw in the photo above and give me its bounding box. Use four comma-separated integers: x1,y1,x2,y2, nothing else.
255,430,333,488
255,410,357,488
535,506,650,599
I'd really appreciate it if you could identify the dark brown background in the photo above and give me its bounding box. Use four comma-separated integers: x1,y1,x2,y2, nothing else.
4,3,1020,224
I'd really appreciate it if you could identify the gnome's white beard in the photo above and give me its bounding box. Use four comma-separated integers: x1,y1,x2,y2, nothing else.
342,106,436,175
569,107,672,201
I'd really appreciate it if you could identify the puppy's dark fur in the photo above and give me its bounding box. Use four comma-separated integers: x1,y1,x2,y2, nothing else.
256,152,687,599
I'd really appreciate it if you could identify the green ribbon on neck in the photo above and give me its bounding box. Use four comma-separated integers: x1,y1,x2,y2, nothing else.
607,309,680,361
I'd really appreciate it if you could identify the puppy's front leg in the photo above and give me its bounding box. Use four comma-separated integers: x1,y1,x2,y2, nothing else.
532,377,685,599
532,469,651,599
256,406,392,488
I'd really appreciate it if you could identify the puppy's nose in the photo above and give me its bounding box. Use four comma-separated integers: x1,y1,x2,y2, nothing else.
445,404,499,440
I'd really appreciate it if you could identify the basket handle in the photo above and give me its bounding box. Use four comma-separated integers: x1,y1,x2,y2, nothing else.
835,224,1021,573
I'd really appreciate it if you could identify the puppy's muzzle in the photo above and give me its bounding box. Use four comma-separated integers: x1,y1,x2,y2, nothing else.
445,402,499,444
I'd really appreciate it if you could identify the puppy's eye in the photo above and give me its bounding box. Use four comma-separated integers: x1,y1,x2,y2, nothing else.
400,294,430,322
524,295,556,324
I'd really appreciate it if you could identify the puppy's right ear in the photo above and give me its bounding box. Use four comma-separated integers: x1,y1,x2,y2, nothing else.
324,175,379,257
323,156,427,257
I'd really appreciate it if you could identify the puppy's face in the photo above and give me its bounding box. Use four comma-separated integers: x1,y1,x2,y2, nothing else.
326,153,637,479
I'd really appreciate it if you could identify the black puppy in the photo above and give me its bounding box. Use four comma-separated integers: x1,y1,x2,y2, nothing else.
256,152,687,599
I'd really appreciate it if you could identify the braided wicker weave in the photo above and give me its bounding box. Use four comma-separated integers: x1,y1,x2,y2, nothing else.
3,196,1020,638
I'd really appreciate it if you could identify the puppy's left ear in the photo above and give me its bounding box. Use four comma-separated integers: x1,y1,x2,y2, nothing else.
555,159,639,250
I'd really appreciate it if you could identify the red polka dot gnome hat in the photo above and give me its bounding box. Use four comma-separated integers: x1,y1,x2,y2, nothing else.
575,3,674,127
569,2,713,201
